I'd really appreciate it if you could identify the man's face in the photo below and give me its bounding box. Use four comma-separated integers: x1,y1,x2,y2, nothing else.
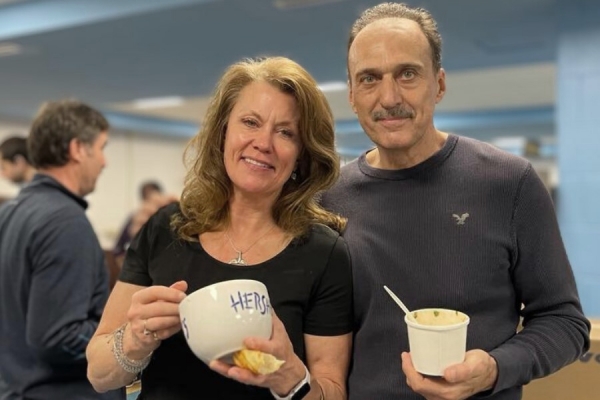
0,155,28,184
347,18,445,153
78,131,108,196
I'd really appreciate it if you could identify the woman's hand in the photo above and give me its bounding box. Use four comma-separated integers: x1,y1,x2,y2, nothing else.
123,280,188,359
86,281,188,393
209,312,306,395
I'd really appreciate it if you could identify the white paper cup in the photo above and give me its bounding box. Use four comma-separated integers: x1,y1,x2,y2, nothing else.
405,308,470,376
179,279,272,365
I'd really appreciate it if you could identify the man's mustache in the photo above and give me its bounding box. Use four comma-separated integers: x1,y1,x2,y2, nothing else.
372,106,415,121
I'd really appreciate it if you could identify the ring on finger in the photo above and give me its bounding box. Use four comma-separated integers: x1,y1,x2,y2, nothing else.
143,319,160,341
143,319,152,336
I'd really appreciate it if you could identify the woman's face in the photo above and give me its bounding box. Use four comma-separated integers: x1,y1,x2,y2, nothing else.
223,81,302,199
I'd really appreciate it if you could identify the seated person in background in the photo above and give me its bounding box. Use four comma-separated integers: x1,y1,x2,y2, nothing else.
127,182,179,243
0,136,36,185
112,180,177,263
86,56,353,400
140,180,163,200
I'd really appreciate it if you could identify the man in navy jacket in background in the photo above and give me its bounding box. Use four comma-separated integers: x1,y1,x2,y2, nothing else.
0,100,124,400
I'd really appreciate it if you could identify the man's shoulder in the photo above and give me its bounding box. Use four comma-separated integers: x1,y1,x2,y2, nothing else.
448,137,534,197
328,158,363,192
318,157,366,215
456,136,531,172
24,186,85,219
2,185,82,219
340,157,362,177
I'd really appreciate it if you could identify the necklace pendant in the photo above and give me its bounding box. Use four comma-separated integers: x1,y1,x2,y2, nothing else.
229,251,246,266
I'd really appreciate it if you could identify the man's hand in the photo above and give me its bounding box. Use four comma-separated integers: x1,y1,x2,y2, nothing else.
402,350,498,400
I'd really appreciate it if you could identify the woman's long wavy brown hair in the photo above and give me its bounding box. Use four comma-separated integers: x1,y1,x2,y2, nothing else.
171,57,346,241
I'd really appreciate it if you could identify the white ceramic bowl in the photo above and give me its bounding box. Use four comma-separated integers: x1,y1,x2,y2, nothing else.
179,279,272,364
405,308,470,376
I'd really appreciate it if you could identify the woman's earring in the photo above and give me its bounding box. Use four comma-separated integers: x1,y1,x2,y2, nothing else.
291,171,297,181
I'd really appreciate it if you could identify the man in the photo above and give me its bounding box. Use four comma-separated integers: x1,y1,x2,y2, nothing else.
321,3,590,399
113,180,165,259
0,100,124,399
0,136,36,184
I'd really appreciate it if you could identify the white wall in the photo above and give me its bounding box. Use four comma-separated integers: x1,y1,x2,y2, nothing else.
87,132,189,248
0,121,190,249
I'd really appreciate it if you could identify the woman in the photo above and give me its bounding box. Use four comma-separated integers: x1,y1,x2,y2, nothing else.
86,57,353,400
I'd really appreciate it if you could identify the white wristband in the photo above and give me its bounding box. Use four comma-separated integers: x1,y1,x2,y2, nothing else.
270,364,311,400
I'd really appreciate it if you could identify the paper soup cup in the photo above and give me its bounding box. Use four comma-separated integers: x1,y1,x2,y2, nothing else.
405,308,470,376
179,279,272,364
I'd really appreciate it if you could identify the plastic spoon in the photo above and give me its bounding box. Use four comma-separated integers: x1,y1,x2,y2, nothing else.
383,285,412,319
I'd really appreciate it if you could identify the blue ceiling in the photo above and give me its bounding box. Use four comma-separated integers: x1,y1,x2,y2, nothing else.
0,0,560,135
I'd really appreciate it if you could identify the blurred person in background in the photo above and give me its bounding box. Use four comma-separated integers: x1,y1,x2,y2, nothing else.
0,136,37,398
112,180,177,264
321,2,590,400
0,136,36,185
126,185,179,247
86,56,353,400
0,100,124,400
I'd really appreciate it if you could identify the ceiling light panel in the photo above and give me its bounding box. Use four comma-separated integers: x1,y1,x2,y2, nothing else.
273,0,345,10
0,42,22,57
132,96,185,110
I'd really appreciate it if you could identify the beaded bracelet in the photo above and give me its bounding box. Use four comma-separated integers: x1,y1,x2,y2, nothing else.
112,324,153,374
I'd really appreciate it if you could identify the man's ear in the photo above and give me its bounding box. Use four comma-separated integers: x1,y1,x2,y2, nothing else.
435,68,446,104
68,138,84,163
348,80,357,114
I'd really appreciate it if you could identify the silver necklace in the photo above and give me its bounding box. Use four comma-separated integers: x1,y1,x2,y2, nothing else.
224,225,276,265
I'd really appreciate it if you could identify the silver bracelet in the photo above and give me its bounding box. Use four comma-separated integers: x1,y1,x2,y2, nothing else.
112,324,152,374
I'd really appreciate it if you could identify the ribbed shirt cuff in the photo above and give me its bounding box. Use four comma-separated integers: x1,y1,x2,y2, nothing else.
488,345,533,394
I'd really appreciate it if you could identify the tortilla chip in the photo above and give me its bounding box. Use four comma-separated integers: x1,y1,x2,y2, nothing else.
232,349,285,375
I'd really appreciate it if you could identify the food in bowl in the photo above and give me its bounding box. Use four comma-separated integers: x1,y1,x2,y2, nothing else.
405,308,470,375
232,349,285,375
411,309,468,326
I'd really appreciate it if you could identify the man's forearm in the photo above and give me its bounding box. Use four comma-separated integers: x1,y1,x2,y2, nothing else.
27,318,99,364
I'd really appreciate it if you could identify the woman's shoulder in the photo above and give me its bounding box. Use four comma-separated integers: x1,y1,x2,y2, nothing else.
145,201,181,232
157,201,181,218
298,223,343,251
309,223,341,239
290,224,350,275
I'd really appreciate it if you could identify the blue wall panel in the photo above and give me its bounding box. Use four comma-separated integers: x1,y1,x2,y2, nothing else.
557,0,600,316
